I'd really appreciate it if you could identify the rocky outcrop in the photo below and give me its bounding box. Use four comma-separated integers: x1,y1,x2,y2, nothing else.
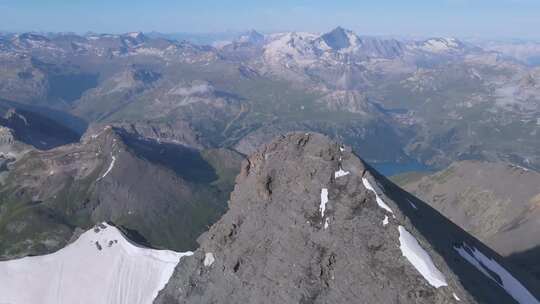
156,133,540,304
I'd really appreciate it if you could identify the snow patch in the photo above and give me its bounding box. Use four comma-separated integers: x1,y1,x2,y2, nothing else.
407,199,418,210
419,38,460,53
97,154,116,181
453,293,461,301
90,125,112,139
398,226,447,288
334,168,350,178
382,215,389,226
203,252,215,267
510,164,530,172
319,188,329,217
362,177,394,214
455,244,539,304
127,32,142,38
0,223,192,304
324,217,329,229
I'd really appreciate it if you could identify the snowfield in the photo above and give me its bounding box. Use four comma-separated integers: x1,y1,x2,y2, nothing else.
334,168,350,178
97,154,117,181
398,226,448,288
362,177,394,214
320,188,329,217
204,252,215,267
0,223,193,304
455,244,539,304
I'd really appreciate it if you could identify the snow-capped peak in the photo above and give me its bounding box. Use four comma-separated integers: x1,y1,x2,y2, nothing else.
263,31,321,65
122,32,147,46
126,31,145,39
262,27,404,67
236,29,265,45
417,37,464,53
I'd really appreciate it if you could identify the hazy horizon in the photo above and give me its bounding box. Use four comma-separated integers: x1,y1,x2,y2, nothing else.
1,0,540,40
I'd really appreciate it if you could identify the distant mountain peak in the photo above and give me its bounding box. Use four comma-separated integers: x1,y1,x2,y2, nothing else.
245,29,262,36
125,31,144,39
122,32,147,44
418,37,467,53
16,33,49,42
236,29,265,45
321,26,358,50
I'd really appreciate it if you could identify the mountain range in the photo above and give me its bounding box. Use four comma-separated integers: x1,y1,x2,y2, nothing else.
1,26,540,303
1,133,539,304
0,27,538,172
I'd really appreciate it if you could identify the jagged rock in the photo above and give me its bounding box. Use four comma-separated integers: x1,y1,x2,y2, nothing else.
156,133,540,304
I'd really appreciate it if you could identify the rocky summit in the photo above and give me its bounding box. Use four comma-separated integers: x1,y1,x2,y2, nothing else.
155,133,540,304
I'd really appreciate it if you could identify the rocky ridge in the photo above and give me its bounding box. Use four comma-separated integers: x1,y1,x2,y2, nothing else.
0,125,243,259
156,133,540,304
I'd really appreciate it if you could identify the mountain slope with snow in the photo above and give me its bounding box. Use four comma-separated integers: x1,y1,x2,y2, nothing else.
0,223,192,304
2,29,539,171
396,160,540,280
156,133,540,304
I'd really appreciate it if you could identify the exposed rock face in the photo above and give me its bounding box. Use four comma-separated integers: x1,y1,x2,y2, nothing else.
156,133,540,304
321,27,355,50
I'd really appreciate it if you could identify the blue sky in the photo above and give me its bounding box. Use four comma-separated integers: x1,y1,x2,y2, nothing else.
1,0,539,38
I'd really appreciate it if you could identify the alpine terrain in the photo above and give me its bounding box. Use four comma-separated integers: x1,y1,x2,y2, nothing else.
0,123,243,259
0,28,539,171
155,133,540,304
396,160,540,280
1,9,540,303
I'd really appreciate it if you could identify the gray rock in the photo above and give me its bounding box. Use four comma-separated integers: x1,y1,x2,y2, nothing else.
156,133,540,304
